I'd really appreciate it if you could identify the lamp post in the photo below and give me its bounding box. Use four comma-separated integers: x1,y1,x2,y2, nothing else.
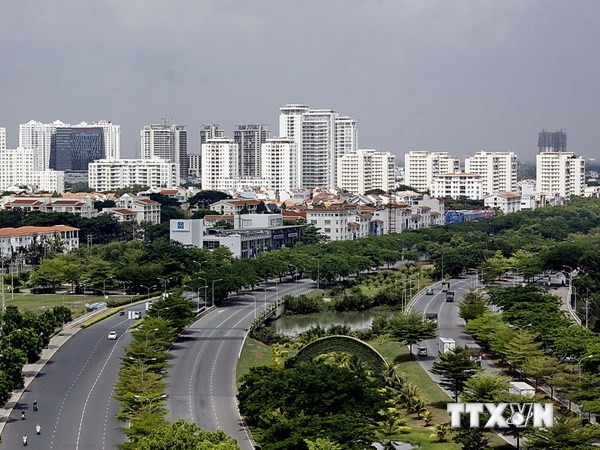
312,258,320,290
193,260,207,272
211,279,222,307
273,280,279,308
128,356,157,383
140,284,155,298
262,287,268,312
134,394,167,412
197,277,208,309
289,265,298,285
153,306,171,317
103,276,114,298
248,295,257,320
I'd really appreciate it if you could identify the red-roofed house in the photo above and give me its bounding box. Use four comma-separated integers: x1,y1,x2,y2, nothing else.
0,225,79,257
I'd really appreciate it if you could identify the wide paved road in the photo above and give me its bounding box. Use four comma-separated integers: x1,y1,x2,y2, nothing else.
1,305,146,449
166,279,313,450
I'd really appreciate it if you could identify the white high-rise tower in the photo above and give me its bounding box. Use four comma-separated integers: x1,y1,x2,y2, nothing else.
141,123,187,180
19,120,69,170
465,151,517,197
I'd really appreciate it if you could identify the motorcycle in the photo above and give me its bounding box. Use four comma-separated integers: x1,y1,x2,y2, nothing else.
22,435,28,446
36,424,41,435
32,401,38,412
20,410,26,421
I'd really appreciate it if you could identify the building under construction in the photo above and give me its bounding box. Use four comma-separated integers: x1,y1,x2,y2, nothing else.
538,129,567,153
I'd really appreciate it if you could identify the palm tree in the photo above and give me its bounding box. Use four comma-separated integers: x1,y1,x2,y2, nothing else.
430,423,452,442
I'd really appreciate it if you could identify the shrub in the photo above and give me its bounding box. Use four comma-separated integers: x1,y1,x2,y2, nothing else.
284,294,323,315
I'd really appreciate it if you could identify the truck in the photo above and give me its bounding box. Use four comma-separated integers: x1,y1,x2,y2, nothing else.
445,291,455,302
438,337,456,354
509,381,535,398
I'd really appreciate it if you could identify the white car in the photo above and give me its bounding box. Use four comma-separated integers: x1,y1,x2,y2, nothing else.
108,331,118,340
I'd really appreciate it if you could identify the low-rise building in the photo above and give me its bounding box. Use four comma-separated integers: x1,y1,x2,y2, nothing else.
2,196,96,218
0,225,79,257
100,194,161,224
484,193,521,214
169,213,303,258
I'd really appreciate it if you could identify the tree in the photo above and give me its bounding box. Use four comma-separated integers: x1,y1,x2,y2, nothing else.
302,225,329,245
238,362,385,448
431,347,481,401
458,289,488,322
501,329,545,375
134,420,239,450
256,201,269,214
305,438,342,450
430,423,452,442
524,416,600,450
387,310,437,353
146,294,195,332
523,356,560,390
461,373,510,403
452,428,489,450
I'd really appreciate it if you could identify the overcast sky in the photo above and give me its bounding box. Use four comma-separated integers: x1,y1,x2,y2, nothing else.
1,0,599,161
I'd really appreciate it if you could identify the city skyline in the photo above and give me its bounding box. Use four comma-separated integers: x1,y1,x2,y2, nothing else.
1,2,600,161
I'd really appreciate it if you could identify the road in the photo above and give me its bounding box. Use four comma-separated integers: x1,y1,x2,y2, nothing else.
166,278,313,450
1,305,147,449
409,276,495,380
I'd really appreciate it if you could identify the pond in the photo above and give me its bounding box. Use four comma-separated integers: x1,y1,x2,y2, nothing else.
267,309,395,337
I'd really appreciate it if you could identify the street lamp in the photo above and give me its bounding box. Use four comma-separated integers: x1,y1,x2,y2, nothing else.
193,260,207,272
140,284,156,298
134,393,167,411
153,306,171,317
197,277,208,309
248,295,257,320
103,276,114,298
211,279,222,307
577,355,593,374
262,287,268,312
312,258,320,290
128,356,157,383
289,265,298,285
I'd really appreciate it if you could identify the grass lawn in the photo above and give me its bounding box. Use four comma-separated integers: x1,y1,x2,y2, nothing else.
237,336,511,449
6,293,132,318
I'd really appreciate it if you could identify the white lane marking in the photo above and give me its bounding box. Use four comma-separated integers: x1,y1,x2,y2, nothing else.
50,336,104,449
75,334,125,450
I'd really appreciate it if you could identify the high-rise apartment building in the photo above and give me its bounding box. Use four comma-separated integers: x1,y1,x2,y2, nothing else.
279,104,357,189
536,151,585,198
337,149,395,194
88,159,179,191
301,110,337,189
465,151,517,197
234,124,270,178
49,127,105,172
188,154,201,178
141,123,187,180
19,120,120,170
201,139,239,191
538,129,567,153
0,147,64,192
260,138,297,191
200,124,225,145
279,104,310,188
19,120,69,170
404,151,460,192
0,128,6,150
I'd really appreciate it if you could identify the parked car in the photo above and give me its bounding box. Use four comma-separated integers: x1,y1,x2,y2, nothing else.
108,331,118,340
417,347,428,357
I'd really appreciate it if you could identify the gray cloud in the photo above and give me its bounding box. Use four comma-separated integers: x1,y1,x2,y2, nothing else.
1,0,599,161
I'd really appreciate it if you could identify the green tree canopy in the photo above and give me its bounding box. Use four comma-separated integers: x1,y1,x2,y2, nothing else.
135,420,239,450
431,347,482,401
387,310,437,353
